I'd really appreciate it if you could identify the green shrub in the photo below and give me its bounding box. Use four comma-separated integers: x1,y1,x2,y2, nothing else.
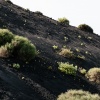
86,67,100,84
57,89,100,100
78,24,93,33
18,42,36,61
11,36,30,48
58,17,69,25
58,62,77,75
0,29,14,46
11,36,37,61
59,48,74,58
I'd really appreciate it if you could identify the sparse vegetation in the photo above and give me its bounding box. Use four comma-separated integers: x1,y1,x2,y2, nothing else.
79,68,87,75
78,35,81,39
57,89,100,100
77,55,85,60
58,62,77,75
13,63,20,69
76,48,80,52
86,67,100,84
58,17,69,25
64,36,68,41
63,45,66,48
0,1,100,100
52,45,58,50
48,66,52,70
59,48,74,58
85,51,88,54
80,43,85,46
88,36,92,40
0,29,14,46
78,24,93,33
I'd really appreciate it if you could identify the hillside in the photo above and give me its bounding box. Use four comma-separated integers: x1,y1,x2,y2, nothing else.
0,0,100,100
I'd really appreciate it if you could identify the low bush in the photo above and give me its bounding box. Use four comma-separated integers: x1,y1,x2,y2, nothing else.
78,24,93,33
59,48,74,58
18,42,36,61
58,17,69,25
58,62,77,75
11,36,37,61
77,55,85,60
11,35,31,49
52,45,58,50
86,67,100,84
0,29,14,46
57,89,100,100
79,68,87,75
13,63,20,69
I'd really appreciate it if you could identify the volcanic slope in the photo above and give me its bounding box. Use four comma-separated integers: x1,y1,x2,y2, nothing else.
0,0,100,100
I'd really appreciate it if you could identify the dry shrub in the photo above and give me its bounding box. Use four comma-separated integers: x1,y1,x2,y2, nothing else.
0,43,13,57
57,89,100,100
59,48,74,58
79,68,87,75
86,67,100,84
